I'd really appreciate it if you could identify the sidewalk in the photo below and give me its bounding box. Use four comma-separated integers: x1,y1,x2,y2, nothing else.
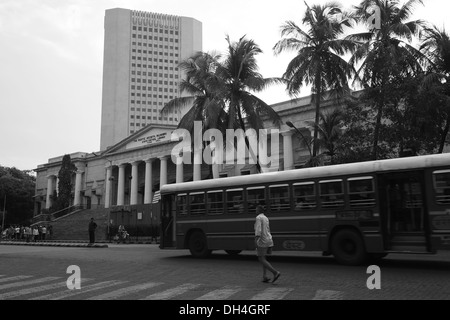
0,239,109,248
0,238,158,248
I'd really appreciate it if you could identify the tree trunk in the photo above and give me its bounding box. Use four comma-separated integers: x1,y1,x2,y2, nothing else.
372,99,384,160
235,106,262,173
312,76,322,157
438,112,450,153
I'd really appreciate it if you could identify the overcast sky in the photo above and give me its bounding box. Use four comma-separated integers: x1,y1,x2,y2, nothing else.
0,0,448,171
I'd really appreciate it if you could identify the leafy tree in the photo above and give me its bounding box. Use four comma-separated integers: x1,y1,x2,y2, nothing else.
420,25,450,152
306,108,345,164
349,0,425,159
273,1,357,158
53,154,76,211
0,166,35,225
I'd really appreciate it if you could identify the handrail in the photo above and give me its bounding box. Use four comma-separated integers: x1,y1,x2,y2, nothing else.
51,205,85,219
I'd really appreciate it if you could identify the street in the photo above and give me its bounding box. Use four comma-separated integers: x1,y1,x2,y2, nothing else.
0,244,449,303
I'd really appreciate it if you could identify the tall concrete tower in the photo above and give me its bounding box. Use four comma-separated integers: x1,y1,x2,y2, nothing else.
100,8,202,150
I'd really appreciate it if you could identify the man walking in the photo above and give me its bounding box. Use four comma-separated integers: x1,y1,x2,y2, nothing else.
254,205,281,283
88,218,97,244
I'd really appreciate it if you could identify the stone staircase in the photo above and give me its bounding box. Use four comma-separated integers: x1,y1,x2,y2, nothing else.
49,208,109,241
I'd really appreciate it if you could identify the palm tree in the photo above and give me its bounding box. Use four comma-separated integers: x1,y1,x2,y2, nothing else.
273,1,357,158
163,51,226,136
164,36,282,173
420,25,450,153
216,36,283,170
349,0,425,159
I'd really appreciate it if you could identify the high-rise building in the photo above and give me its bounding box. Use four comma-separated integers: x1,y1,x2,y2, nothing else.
100,8,202,150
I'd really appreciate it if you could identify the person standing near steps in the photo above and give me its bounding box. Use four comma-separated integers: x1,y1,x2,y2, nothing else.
254,205,281,283
88,218,97,245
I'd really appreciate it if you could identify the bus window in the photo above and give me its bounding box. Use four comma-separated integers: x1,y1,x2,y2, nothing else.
176,193,188,215
207,190,224,215
269,184,290,212
226,188,244,214
247,186,266,214
189,192,205,215
433,170,450,204
293,182,316,211
348,177,376,207
320,180,344,208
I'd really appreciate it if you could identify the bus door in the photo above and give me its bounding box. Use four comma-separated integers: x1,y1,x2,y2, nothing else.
378,171,430,252
160,194,175,248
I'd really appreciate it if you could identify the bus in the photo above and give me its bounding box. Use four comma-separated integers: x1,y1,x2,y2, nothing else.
159,153,450,265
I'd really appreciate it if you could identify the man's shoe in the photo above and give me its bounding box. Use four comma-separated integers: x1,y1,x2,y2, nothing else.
272,272,281,283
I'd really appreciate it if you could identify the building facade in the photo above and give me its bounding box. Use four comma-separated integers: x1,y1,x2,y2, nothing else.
34,95,337,218
100,8,202,150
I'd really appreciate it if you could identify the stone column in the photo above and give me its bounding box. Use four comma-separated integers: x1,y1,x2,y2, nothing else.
282,130,294,171
130,161,140,205
104,166,112,209
117,163,127,206
193,150,202,181
144,159,153,204
176,154,184,184
73,170,83,206
45,175,54,209
159,156,168,187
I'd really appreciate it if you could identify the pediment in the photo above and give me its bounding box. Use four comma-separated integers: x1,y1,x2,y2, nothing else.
104,124,177,154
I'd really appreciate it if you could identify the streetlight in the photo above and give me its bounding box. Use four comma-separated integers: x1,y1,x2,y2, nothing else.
285,121,313,156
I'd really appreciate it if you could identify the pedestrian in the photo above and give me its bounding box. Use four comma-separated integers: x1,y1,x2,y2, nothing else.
88,218,97,244
32,226,39,242
41,225,47,240
254,205,280,283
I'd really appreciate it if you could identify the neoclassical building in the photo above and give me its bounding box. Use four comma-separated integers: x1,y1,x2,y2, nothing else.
33,94,341,233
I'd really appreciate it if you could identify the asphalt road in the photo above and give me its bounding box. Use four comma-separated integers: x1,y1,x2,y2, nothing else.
0,243,449,318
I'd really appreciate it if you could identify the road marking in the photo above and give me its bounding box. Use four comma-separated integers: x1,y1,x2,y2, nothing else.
312,289,344,300
0,278,93,299
250,287,294,300
0,275,33,284
141,283,201,300
29,280,126,300
87,282,164,300
196,285,242,300
0,276,60,290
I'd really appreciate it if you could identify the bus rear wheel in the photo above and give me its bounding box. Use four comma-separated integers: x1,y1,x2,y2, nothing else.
331,229,368,266
188,231,211,258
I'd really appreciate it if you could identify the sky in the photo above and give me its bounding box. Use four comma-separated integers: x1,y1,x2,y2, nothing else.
0,0,449,171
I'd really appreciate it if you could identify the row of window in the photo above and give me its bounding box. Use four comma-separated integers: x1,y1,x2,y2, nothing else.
132,69,179,75
132,34,179,42
132,48,179,54
131,115,177,120
130,119,175,126
132,26,179,35
132,78,178,83
132,55,179,61
130,107,169,112
130,86,177,94
174,177,377,216
133,63,176,69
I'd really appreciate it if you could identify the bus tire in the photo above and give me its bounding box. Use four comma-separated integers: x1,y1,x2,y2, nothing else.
188,231,211,258
331,229,368,266
225,250,242,256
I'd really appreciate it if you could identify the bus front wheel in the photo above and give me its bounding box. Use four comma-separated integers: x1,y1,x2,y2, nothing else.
188,231,211,258
331,229,368,266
